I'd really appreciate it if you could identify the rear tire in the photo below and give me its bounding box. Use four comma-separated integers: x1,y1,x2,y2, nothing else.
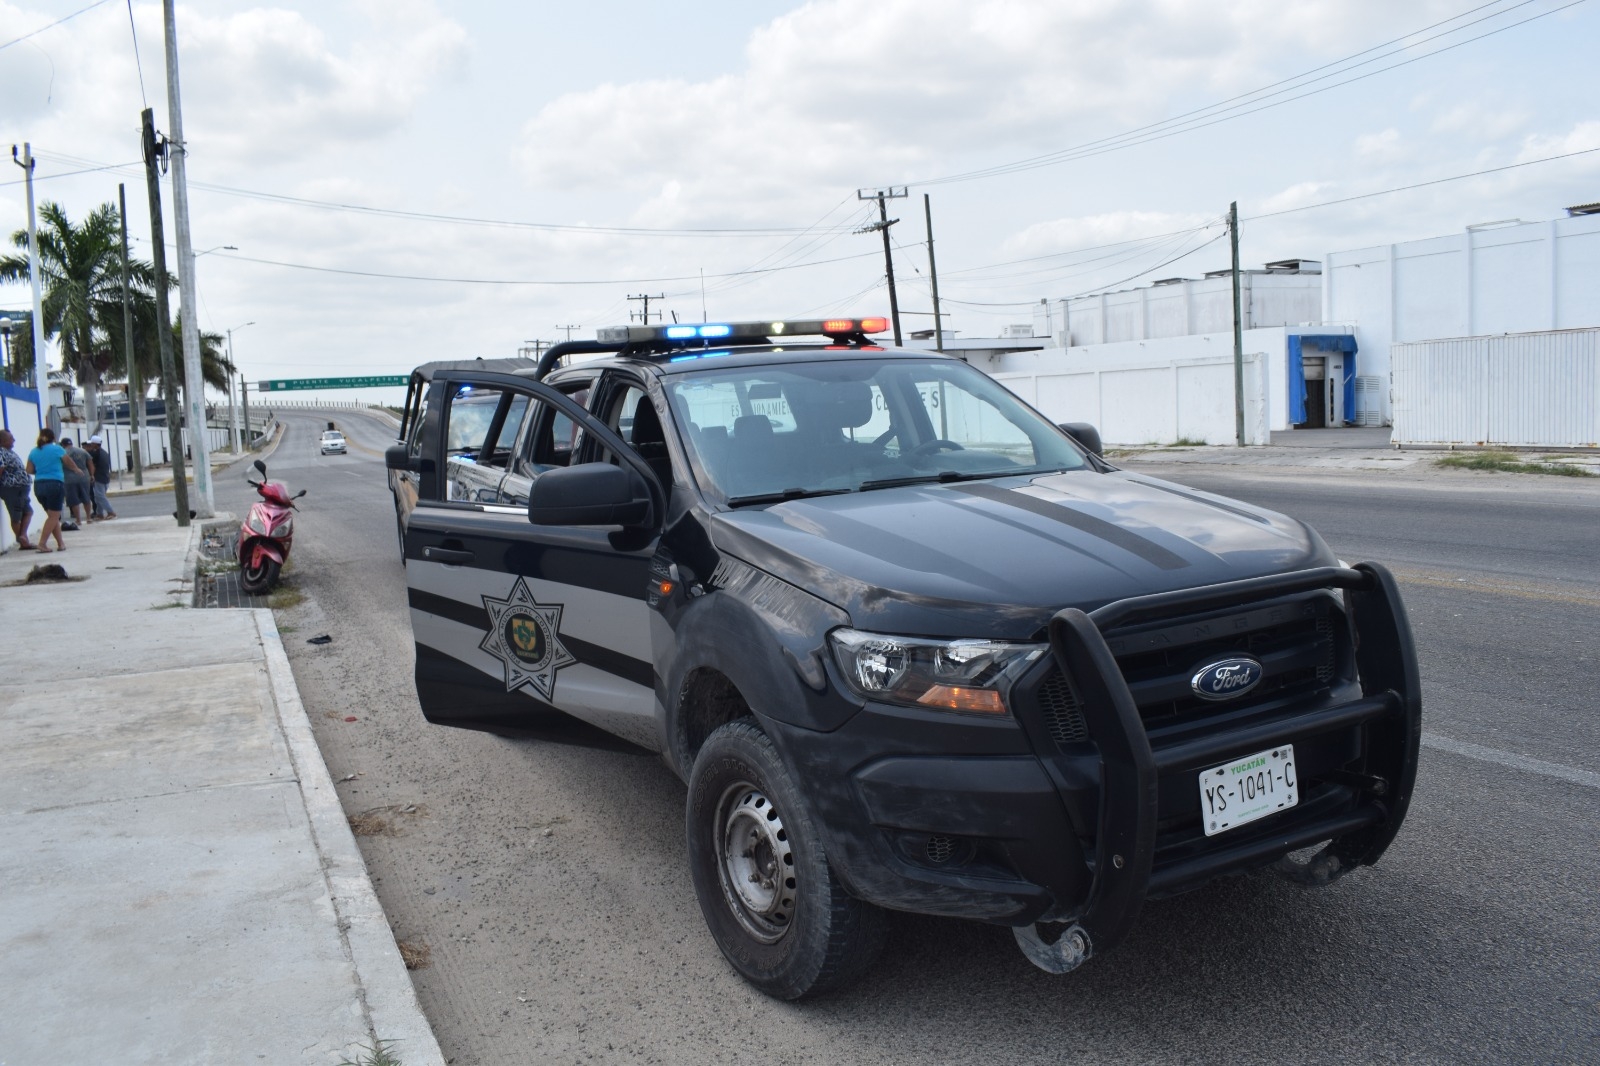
686,719,885,999
240,556,281,594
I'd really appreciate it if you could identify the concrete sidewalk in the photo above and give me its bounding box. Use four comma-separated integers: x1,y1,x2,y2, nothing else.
0,518,443,1066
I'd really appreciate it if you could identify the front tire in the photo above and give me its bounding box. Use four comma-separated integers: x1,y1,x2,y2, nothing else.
241,556,281,594
686,719,885,999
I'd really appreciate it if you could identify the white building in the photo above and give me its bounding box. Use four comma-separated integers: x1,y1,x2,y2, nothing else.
1029,261,1322,348
973,207,1600,447
1324,209,1600,429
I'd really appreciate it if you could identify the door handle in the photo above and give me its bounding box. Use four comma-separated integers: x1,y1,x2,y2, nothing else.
424,545,475,565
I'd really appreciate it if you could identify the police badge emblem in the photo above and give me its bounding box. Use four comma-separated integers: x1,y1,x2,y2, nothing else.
479,576,576,700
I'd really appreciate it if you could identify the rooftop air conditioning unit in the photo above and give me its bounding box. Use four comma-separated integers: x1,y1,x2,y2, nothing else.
1000,324,1035,338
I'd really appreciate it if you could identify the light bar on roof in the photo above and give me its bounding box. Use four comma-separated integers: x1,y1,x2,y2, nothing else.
595,318,889,346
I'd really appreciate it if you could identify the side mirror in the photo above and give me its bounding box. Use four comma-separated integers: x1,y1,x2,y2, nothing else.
528,463,654,529
294,489,307,499
253,459,267,475
1059,422,1103,457
385,444,421,472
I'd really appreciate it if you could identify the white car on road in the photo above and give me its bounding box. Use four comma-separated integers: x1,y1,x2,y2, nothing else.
319,430,347,455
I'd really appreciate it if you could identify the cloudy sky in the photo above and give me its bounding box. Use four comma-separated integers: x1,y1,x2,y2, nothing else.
2,0,1597,404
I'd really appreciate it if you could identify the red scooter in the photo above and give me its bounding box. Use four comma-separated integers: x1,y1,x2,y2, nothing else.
240,459,305,593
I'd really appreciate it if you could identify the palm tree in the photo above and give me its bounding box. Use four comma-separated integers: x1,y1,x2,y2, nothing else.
0,201,161,421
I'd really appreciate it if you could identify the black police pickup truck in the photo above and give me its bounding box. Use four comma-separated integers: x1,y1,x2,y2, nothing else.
387,318,1420,999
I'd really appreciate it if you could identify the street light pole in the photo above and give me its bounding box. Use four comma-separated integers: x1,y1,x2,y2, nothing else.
225,322,254,453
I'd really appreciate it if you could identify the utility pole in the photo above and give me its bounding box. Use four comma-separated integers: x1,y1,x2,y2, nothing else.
1229,201,1246,447
118,183,144,485
240,376,250,450
627,294,664,325
163,0,212,516
923,194,944,353
10,144,47,411
555,324,582,340
143,107,189,525
855,187,907,346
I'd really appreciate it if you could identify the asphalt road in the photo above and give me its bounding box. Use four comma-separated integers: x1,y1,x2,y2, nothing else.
119,420,1600,1065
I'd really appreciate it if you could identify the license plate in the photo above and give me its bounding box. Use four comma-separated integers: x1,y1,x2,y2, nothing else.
1198,744,1298,836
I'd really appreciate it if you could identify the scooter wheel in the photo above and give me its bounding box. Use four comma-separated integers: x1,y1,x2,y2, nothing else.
241,558,281,594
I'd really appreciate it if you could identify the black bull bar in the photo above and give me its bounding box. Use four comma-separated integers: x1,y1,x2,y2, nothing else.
1026,563,1421,970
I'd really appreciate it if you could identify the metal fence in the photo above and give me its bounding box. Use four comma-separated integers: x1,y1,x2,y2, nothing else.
1392,328,1599,448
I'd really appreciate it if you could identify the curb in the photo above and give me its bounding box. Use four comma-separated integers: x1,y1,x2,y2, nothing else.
254,609,447,1066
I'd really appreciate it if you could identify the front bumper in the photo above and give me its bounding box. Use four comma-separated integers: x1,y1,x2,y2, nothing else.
775,563,1421,941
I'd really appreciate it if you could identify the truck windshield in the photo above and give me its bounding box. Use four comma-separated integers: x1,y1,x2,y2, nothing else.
663,357,1088,504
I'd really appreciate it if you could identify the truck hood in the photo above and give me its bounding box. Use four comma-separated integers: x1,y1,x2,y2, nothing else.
709,469,1333,639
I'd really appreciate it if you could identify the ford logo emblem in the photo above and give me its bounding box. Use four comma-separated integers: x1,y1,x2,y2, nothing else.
1190,657,1264,701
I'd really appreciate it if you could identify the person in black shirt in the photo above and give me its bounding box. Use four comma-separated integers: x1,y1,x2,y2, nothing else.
85,436,117,520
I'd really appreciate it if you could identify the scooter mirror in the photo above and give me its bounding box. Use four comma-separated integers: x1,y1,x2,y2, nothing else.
253,459,267,475
294,489,307,499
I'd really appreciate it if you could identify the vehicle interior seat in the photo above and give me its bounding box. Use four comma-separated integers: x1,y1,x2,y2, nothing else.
629,395,675,496
724,414,782,497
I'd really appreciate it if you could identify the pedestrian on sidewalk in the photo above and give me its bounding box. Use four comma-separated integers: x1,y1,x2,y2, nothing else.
61,437,92,530
85,436,117,520
25,427,80,553
0,429,34,550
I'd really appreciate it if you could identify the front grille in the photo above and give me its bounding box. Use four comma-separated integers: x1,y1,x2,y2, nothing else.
1107,593,1344,729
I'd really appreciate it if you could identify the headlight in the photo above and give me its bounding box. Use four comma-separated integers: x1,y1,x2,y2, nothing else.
829,628,1046,716
270,518,292,537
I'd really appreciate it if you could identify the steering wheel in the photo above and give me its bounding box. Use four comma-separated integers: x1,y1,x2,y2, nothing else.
907,438,965,459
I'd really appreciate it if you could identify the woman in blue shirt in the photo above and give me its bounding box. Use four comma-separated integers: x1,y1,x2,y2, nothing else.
26,427,81,553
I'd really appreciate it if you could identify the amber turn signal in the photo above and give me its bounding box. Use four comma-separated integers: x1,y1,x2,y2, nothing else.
915,684,1007,714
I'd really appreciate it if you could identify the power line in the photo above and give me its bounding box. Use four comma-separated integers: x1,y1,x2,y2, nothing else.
0,0,115,53
208,247,884,286
125,0,147,107
0,159,142,188
911,0,1582,187
1242,144,1600,221
26,151,866,238
941,230,1229,307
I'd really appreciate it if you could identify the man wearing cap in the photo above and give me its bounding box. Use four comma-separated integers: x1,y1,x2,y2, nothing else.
85,435,117,520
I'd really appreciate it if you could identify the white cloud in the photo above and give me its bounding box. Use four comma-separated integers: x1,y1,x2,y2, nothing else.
0,2,467,171
516,0,1471,222
1431,102,1531,141
1516,119,1600,161
1354,128,1404,162
1002,210,1214,257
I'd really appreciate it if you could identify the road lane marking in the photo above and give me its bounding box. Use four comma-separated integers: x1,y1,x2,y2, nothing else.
1391,566,1600,609
1422,732,1600,790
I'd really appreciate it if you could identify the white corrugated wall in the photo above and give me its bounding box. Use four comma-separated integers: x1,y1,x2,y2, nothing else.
1392,328,1599,447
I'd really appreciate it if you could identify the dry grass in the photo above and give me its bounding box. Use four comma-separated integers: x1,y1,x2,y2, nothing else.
396,940,432,971
267,584,305,609
348,803,425,837
1435,451,1596,477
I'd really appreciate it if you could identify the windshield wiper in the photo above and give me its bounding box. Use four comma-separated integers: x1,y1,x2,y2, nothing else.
859,469,1056,492
726,487,852,507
